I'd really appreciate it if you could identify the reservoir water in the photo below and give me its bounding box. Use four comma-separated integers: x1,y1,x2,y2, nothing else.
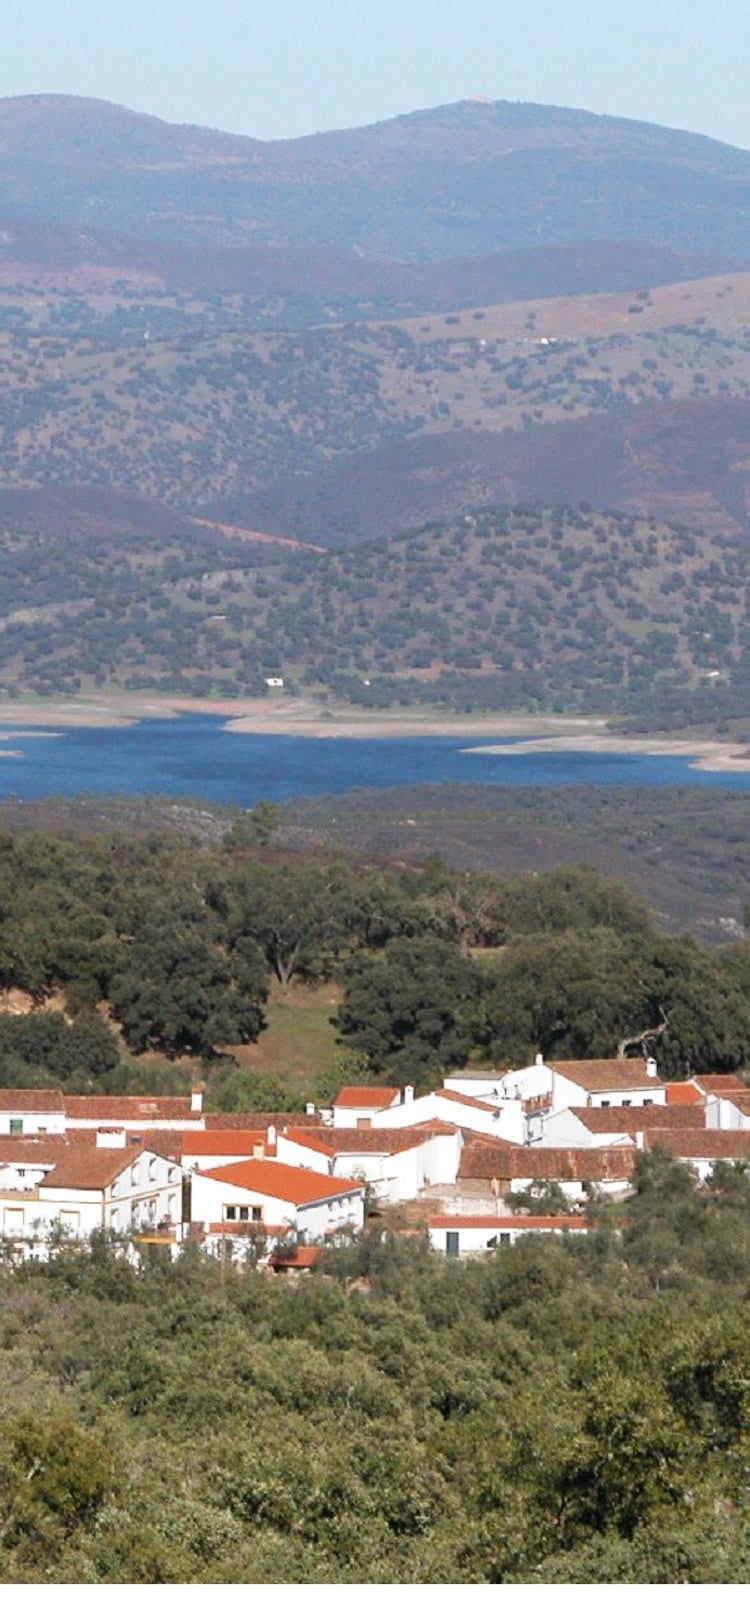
0,712,750,806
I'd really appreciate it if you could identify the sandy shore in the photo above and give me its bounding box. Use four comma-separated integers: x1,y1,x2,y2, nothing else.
0,693,606,740
0,693,747,772
463,734,750,774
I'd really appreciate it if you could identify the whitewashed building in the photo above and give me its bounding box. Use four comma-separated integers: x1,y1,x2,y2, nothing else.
0,1144,183,1258
189,1158,365,1251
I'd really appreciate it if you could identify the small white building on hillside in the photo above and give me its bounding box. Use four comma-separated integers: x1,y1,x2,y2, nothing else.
428,1214,592,1258
276,1121,463,1203
189,1158,365,1251
0,1090,66,1138
0,1145,183,1259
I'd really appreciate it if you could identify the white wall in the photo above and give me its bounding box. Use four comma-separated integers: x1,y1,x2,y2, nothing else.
190,1169,364,1241
0,1109,65,1136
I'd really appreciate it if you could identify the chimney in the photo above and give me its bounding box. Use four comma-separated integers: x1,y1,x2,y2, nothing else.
191,1083,205,1114
535,1053,544,1068
635,1130,645,1150
646,1057,658,1079
403,1085,414,1105
305,1102,316,1117
267,1124,277,1153
96,1127,127,1148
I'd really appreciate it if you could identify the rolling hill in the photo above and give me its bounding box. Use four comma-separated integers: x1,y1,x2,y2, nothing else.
3,95,750,725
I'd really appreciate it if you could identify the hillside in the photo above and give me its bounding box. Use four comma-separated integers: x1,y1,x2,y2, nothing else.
1,494,749,723
4,98,750,724
3,273,750,538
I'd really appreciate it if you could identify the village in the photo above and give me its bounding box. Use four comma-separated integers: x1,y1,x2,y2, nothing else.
2,1053,750,1268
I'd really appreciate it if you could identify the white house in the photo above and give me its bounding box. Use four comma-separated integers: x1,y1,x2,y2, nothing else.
428,1214,592,1258
0,1144,183,1259
62,1089,207,1134
276,1120,463,1203
189,1158,365,1251
643,1128,750,1183
371,1087,520,1141
533,1103,705,1149
458,1137,636,1202
332,1087,402,1128
0,1090,66,1138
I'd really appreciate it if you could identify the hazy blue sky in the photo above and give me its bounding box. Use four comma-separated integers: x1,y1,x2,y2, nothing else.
3,0,749,148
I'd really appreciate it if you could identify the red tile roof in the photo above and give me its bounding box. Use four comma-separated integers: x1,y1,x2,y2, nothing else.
269,1245,322,1270
334,1087,401,1109
197,1158,365,1206
63,1095,200,1123
40,1147,148,1191
0,1090,65,1113
283,1120,459,1157
644,1129,750,1160
436,1088,500,1113
576,1105,705,1134
430,1214,591,1231
666,1081,704,1105
551,1058,658,1092
0,1137,66,1164
183,1131,270,1159
459,1140,636,1183
693,1075,749,1097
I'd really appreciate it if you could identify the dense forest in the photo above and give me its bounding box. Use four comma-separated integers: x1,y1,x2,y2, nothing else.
2,817,750,1099
5,1153,750,1582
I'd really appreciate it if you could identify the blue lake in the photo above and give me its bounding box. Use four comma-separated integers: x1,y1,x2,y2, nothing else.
1,713,750,806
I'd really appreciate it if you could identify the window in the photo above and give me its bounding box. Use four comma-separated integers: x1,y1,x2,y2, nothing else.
446,1230,459,1258
224,1206,237,1221
622,1099,631,1107
131,1162,141,1186
148,1158,158,1183
499,1233,511,1247
3,1207,24,1236
600,1100,610,1108
9,1119,22,1136
60,1210,80,1236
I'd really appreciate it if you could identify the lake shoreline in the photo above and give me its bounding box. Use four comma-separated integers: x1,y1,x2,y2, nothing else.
0,692,747,772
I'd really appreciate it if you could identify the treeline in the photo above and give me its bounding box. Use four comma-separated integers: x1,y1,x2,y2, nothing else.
4,1150,750,1581
2,819,750,1094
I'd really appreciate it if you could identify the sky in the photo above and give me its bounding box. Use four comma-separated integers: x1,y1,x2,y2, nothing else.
2,0,750,150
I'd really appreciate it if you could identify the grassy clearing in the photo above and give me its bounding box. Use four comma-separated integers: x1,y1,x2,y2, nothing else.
227,979,344,1095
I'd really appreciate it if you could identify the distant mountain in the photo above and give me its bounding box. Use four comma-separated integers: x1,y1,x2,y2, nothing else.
0,94,747,306
5,94,750,728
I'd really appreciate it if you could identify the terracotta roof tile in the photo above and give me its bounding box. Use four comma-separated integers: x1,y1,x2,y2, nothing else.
459,1139,636,1183
0,1137,66,1164
63,1095,200,1123
551,1058,658,1092
283,1120,459,1157
40,1147,150,1191
437,1088,500,1113
666,1081,704,1105
334,1087,401,1109
644,1129,750,1160
0,1090,65,1113
693,1075,749,1097
430,1214,591,1230
183,1131,271,1159
269,1245,322,1270
198,1158,365,1206
576,1105,705,1133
